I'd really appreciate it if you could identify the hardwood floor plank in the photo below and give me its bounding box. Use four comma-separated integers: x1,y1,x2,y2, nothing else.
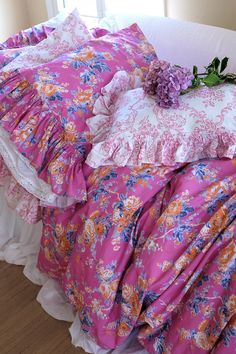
0,262,87,354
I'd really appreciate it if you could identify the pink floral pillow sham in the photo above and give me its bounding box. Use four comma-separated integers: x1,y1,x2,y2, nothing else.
86,71,236,167
2,8,92,71
0,24,157,201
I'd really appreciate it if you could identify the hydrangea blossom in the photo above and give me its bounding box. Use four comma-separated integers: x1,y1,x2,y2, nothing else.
143,60,194,108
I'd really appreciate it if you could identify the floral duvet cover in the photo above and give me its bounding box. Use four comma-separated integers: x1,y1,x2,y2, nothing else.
0,38,235,354
37,158,236,354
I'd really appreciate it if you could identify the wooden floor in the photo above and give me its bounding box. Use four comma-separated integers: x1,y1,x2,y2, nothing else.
0,261,87,354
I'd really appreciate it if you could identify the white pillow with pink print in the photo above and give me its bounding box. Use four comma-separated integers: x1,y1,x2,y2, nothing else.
86,70,236,167
3,8,92,71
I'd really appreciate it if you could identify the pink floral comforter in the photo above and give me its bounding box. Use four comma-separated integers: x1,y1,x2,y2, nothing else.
0,35,235,354
37,158,236,353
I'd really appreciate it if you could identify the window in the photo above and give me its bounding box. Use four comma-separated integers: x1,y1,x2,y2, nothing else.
62,0,105,27
46,0,165,27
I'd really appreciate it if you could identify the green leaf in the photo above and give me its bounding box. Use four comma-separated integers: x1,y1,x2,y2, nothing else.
191,77,201,88
224,73,236,83
220,57,229,73
193,65,198,77
202,73,224,87
212,57,220,72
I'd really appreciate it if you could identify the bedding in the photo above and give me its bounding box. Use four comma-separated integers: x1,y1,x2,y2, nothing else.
0,8,92,72
0,12,236,354
0,156,40,223
0,23,156,202
0,10,70,49
86,70,236,168
37,158,236,353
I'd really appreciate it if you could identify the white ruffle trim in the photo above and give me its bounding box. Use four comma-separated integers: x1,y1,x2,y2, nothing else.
0,127,77,208
0,189,147,354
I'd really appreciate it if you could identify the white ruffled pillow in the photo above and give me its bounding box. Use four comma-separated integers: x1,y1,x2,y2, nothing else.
3,8,92,71
86,71,236,167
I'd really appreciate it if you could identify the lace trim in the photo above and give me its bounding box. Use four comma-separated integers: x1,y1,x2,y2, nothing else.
0,127,76,208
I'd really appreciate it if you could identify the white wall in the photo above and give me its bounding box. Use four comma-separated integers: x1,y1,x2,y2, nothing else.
0,0,30,41
0,0,236,43
26,0,48,27
166,0,236,31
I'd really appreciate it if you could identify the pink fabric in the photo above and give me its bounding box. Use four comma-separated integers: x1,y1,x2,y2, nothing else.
38,158,236,353
0,24,156,201
0,156,41,224
91,27,110,38
87,71,236,168
0,25,54,49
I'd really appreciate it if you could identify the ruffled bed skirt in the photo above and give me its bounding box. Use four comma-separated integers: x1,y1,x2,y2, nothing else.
0,186,146,354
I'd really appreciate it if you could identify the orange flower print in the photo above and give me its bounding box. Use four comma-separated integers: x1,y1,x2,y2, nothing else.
206,181,228,201
138,275,147,290
74,291,85,311
99,282,114,300
218,240,235,272
94,222,105,235
75,89,93,104
161,260,172,272
117,321,131,337
122,284,134,301
179,328,190,341
167,199,183,216
103,52,113,60
226,295,236,316
194,332,217,350
48,160,65,176
96,262,114,282
73,47,95,62
64,122,77,143
34,82,67,97
55,223,65,237
58,235,70,253
198,320,209,332
175,254,189,272
90,210,100,219
208,206,228,237
99,280,118,301
83,219,95,246
67,223,77,233
40,83,57,97
130,292,141,317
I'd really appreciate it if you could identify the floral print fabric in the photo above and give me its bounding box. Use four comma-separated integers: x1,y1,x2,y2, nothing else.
0,25,54,50
1,19,235,354
38,158,236,353
87,71,236,167
0,24,156,200
0,156,41,224
1,8,92,72
0,10,70,49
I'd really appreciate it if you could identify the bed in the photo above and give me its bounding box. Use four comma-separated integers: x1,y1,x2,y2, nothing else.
0,9,235,354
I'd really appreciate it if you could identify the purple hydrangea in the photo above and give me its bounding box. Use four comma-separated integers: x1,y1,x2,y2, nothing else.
143,60,194,108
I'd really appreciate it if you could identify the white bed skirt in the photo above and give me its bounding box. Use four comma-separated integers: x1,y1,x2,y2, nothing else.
0,186,146,354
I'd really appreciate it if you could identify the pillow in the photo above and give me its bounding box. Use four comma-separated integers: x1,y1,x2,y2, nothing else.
1,8,92,71
86,71,236,168
0,11,69,49
0,24,157,201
